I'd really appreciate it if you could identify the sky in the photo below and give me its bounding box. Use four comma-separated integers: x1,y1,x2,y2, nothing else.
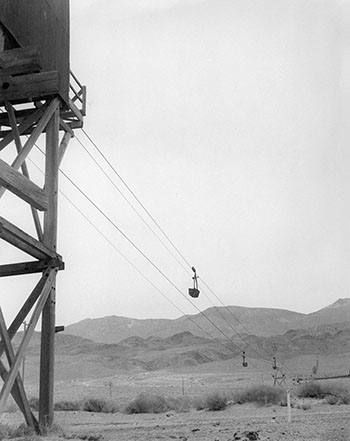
1,0,350,326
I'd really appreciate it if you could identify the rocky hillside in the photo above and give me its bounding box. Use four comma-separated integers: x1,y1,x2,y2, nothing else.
65,299,350,344
19,321,350,381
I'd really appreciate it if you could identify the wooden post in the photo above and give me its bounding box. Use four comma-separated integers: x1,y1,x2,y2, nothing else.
39,102,59,432
287,389,291,423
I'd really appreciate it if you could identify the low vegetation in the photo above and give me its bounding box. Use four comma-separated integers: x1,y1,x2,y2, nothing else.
29,382,348,419
82,398,119,413
54,400,82,411
0,423,34,440
195,391,228,411
125,393,169,414
296,381,350,404
233,385,285,406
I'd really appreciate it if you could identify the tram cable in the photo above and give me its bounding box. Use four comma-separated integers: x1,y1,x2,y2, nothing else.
77,130,273,364
32,145,258,360
27,157,247,360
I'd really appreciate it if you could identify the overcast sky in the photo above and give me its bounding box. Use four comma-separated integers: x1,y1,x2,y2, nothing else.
2,0,350,326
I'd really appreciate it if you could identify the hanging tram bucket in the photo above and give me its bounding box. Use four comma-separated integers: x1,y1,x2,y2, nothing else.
189,266,200,297
189,288,200,298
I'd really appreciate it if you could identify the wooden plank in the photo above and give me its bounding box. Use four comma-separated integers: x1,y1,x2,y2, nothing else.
0,0,70,104
0,158,48,210
0,106,45,149
0,268,55,414
0,259,64,277
59,119,74,136
68,98,83,122
9,98,60,172
0,46,41,75
0,271,51,358
58,131,73,166
5,101,43,240
0,71,59,104
40,105,59,429
0,361,39,432
0,308,35,428
0,216,57,259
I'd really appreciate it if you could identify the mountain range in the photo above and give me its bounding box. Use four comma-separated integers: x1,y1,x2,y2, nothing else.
17,299,350,380
66,298,350,344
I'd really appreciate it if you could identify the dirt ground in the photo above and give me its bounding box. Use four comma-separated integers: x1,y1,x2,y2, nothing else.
1,402,350,441
2,367,350,441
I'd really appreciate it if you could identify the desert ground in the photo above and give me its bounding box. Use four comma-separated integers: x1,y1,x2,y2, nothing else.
1,363,350,441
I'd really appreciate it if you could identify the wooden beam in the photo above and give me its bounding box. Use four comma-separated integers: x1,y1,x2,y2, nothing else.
68,98,83,122
0,46,41,76
9,98,60,173
40,105,59,429
0,271,51,358
0,308,36,429
58,131,73,167
0,259,64,277
59,119,74,136
0,361,39,432
0,71,59,104
0,158,48,210
0,269,56,414
0,217,58,260
5,101,43,240
0,106,45,149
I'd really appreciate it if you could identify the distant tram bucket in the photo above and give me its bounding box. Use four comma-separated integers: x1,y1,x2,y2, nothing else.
189,266,200,298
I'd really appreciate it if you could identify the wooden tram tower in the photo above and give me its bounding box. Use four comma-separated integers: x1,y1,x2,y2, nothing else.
0,0,86,432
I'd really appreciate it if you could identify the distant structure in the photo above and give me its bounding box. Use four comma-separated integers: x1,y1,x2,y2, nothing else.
0,0,86,433
312,357,319,376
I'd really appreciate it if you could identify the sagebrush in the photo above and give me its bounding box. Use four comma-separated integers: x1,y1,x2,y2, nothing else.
195,392,227,411
296,382,350,404
233,384,285,406
82,398,119,413
125,394,169,414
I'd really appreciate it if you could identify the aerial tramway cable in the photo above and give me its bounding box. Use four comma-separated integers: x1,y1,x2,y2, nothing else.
76,130,274,365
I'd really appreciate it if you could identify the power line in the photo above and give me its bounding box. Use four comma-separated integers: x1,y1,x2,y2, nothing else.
81,129,193,269
33,145,253,358
78,130,273,365
75,135,189,274
27,156,243,359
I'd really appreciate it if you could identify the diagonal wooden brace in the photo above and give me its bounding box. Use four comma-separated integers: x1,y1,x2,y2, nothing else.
0,308,38,430
0,268,56,412
5,101,43,240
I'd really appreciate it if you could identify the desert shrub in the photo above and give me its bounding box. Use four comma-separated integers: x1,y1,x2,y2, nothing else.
233,385,285,406
0,425,8,441
7,423,35,439
296,382,350,403
125,394,169,414
295,403,311,410
0,423,35,440
166,396,192,412
28,397,40,411
296,382,324,398
193,396,206,411
54,400,82,411
82,398,118,413
324,394,338,405
205,392,227,411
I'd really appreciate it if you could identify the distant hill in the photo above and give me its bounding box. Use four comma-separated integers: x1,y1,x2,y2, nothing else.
299,298,350,328
19,324,350,381
65,299,350,344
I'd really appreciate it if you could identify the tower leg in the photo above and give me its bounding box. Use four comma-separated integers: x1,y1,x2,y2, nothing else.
39,102,59,432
